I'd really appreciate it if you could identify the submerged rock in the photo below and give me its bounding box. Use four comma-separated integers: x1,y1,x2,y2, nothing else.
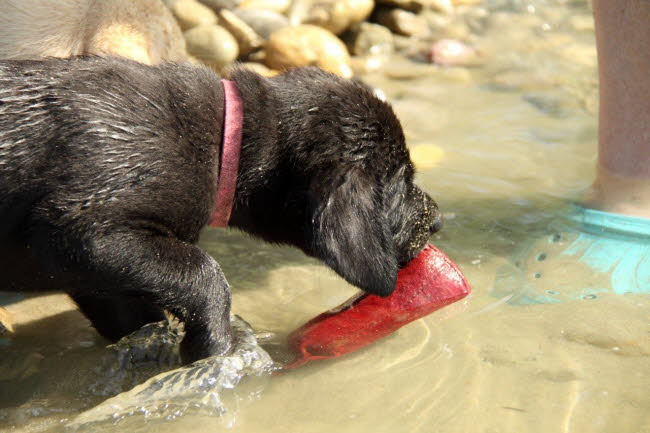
238,0,291,14
265,25,353,78
428,39,480,66
67,316,275,430
217,9,264,56
0,351,43,382
234,8,290,40
184,24,239,70
170,0,218,31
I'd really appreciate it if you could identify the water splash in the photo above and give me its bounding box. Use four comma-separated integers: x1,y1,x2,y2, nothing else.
67,316,276,430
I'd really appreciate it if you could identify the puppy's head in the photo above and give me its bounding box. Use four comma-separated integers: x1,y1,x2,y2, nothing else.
230,67,441,297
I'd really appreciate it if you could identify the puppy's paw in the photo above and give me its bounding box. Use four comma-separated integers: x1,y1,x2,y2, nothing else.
180,324,233,364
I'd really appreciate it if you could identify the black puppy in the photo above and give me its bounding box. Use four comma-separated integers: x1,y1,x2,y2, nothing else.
0,56,441,362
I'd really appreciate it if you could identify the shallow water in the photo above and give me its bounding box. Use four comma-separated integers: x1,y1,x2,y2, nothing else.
2,1,650,432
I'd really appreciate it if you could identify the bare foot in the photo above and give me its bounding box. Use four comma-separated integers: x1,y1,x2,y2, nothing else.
583,165,650,219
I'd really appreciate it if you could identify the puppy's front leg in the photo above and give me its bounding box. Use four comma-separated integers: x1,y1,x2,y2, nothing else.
78,231,232,363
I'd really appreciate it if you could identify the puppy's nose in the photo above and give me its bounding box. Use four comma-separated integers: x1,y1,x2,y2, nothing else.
430,215,443,234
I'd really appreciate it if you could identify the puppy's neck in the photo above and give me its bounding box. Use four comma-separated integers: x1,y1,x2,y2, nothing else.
226,69,283,226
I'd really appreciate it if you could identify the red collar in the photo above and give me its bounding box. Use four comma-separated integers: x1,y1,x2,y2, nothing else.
209,79,243,227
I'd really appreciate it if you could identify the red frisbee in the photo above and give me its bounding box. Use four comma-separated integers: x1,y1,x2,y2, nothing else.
285,244,471,369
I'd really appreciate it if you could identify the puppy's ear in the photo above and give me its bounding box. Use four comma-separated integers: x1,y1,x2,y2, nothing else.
310,169,398,297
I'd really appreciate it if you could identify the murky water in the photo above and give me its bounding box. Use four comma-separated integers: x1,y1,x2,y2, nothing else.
2,1,650,432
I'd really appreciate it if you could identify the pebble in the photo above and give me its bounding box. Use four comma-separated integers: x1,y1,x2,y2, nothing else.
265,25,352,78
461,6,490,34
430,0,454,14
561,43,597,68
568,15,595,32
238,0,291,14
420,10,470,40
348,22,394,57
297,0,375,35
490,69,556,92
393,34,429,57
0,307,13,335
383,58,438,79
376,0,440,13
233,62,279,77
435,66,472,83
420,10,452,36
234,9,289,40
350,55,386,74
428,39,480,66
217,9,264,56
197,0,241,10
170,0,217,31
373,8,430,38
184,24,239,70
0,352,44,381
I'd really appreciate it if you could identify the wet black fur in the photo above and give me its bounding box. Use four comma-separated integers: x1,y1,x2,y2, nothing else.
0,57,441,362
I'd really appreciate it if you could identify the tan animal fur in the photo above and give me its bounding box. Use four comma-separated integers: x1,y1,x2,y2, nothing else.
0,0,187,64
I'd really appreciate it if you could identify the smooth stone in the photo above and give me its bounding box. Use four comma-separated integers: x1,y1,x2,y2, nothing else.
197,0,241,10
561,43,597,68
522,93,567,118
461,6,489,34
234,9,289,40
296,0,375,35
184,24,239,70
568,15,595,32
246,49,267,63
420,9,452,35
0,306,13,335
348,22,394,57
186,54,203,65
393,34,434,61
265,25,352,78
375,0,443,13
0,352,43,381
434,66,472,83
171,0,218,31
430,0,454,14
238,0,291,14
489,69,556,92
428,39,480,66
217,9,264,56
373,8,430,38
420,10,470,40
383,59,438,79
350,55,387,74
231,62,280,77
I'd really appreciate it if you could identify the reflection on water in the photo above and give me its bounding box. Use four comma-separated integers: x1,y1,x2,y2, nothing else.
2,0,650,432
